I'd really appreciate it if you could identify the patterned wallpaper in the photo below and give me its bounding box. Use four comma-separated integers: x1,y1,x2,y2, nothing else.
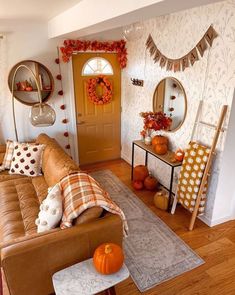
0,37,7,121
121,0,235,222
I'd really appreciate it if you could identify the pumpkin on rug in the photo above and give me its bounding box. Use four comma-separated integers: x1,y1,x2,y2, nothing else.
91,169,204,292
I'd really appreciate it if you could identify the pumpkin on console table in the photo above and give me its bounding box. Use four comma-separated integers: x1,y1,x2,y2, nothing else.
152,135,168,155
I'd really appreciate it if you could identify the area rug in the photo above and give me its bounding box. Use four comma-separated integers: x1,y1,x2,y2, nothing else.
91,169,204,292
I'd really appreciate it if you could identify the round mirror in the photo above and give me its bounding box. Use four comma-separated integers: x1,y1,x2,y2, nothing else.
153,77,187,132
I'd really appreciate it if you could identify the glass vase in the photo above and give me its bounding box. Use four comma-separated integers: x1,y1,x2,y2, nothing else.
144,136,152,145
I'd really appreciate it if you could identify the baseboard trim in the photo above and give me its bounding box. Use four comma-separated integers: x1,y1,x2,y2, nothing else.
198,215,212,227
121,152,131,165
198,214,232,227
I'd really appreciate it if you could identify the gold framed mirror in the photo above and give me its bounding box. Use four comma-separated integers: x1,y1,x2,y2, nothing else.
153,77,187,132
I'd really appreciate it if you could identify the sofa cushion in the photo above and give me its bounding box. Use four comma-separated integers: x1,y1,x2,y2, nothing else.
36,134,79,187
75,207,103,225
0,170,27,182
0,176,48,242
31,175,49,204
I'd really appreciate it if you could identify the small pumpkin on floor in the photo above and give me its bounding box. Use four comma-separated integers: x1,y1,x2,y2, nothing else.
132,180,144,190
93,243,124,275
144,175,158,190
154,190,169,210
133,165,149,181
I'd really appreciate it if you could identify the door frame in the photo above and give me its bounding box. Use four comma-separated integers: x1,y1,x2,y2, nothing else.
67,59,79,163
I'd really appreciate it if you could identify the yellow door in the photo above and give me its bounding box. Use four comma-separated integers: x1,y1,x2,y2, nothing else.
72,53,121,165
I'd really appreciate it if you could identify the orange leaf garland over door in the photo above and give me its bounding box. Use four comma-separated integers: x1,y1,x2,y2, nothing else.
72,53,121,165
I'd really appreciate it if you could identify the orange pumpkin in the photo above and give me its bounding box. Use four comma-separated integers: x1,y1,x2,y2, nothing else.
152,135,168,146
133,165,149,181
154,143,168,155
132,180,144,190
144,175,158,190
93,243,124,275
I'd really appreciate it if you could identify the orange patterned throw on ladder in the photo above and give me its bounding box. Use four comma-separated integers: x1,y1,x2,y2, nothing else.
59,172,128,235
177,142,210,214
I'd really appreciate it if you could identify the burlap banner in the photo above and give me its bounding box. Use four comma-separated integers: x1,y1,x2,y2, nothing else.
146,25,217,72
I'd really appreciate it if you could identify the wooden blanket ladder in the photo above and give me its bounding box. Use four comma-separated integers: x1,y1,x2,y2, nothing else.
171,101,228,230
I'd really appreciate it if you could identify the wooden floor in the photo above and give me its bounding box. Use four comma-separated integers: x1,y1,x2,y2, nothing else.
81,159,235,295
1,159,235,295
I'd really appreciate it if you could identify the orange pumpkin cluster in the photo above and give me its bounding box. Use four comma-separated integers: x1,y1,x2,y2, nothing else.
87,75,112,105
132,165,158,191
152,135,168,155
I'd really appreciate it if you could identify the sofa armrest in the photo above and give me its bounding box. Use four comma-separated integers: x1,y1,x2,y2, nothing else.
1,214,123,295
0,145,6,153
0,144,6,165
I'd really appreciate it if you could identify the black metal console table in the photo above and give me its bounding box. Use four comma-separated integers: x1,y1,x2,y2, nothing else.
131,140,182,211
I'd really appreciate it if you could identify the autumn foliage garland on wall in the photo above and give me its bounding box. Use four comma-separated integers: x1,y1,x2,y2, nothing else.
60,39,127,68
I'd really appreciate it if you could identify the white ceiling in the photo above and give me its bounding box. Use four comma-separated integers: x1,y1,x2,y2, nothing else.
48,0,223,39
0,0,82,21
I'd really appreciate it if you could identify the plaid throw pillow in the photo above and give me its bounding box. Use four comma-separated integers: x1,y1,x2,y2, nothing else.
2,140,14,169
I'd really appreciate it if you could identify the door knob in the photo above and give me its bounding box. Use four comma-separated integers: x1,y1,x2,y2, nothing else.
77,113,82,117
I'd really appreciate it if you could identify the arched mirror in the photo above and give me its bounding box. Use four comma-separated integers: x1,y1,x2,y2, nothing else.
153,77,187,132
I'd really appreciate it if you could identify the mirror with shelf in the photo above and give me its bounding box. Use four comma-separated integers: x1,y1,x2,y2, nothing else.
8,60,54,106
153,77,187,132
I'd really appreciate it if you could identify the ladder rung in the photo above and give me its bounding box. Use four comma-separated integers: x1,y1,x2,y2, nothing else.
196,121,226,132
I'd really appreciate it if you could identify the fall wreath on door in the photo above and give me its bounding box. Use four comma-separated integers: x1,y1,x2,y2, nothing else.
87,75,113,105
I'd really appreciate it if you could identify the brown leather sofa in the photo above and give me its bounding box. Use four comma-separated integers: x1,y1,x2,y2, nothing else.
0,134,123,295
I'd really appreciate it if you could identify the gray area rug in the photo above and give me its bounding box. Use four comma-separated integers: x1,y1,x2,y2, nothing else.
91,170,204,292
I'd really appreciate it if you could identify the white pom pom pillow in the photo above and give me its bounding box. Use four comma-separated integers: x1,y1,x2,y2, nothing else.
35,183,62,233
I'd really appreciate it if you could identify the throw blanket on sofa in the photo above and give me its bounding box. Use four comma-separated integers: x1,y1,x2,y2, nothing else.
59,172,128,235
